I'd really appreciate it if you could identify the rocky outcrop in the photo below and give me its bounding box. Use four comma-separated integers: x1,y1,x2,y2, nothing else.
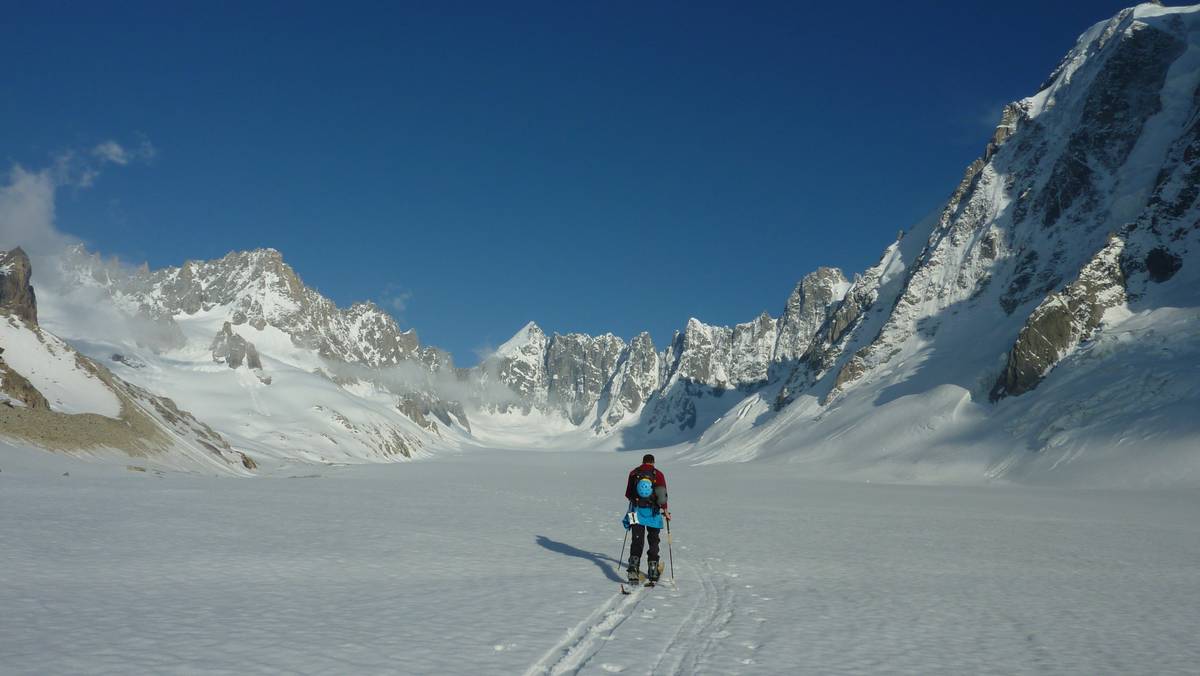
991,236,1127,400
396,391,471,434
773,267,847,366
730,313,778,386
0,248,37,326
774,244,898,409
671,319,733,388
0,349,50,410
211,322,262,369
637,318,762,434
210,322,270,384
546,332,625,424
596,333,662,429
482,324,634,424
483,322,549,413
396,394,437,432
0,249,49,408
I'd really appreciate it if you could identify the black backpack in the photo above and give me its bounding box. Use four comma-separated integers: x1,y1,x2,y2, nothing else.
631,467,666,511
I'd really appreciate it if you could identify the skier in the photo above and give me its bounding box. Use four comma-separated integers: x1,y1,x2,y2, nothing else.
622,453,669,585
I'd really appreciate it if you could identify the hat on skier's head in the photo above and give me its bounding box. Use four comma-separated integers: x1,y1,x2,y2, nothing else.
636,477,654,499
642,453,655,464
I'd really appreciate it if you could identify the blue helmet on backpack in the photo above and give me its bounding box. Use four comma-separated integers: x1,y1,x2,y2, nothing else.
636,478,654,499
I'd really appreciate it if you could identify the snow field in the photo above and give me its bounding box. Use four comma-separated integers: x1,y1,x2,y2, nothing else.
3,444,1199,674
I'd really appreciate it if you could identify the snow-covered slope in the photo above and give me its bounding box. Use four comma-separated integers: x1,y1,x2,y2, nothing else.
0,316,121,417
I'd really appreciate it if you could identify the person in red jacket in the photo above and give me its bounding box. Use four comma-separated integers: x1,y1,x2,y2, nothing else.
623,453,669,584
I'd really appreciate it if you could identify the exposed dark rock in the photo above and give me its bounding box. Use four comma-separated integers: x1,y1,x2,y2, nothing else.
0,248,38,325
0,355,50,410
211,322,254,368
775,267,846,366
1145,247,1183,283
1000,250,1041,314
979,232,998,260
1035,20,1184,232
210,322,269,383
111,354,146,369
831,352,867,396
397,394,437,432
992,236,1127,400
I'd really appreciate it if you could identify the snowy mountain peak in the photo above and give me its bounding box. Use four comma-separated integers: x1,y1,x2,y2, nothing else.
53,244,424,367
495,321,546,357
774,266,848,367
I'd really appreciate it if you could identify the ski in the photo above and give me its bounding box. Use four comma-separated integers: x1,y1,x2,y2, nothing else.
620,571,647,594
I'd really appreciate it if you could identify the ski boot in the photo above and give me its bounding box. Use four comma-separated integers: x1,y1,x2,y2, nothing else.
626,555,641,584
646,558,661,586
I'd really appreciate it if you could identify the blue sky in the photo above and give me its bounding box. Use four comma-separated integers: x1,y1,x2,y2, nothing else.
2,1,1133,364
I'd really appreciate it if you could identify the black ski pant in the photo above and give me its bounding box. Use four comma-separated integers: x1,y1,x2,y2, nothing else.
629,524,660,563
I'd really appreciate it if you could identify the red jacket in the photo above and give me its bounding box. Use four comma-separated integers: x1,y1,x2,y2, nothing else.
625,463,667,510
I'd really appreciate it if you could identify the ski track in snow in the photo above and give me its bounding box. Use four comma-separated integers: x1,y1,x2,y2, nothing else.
523,558,748,676
650,560,738,674
523,522,759,676
522,585,646,676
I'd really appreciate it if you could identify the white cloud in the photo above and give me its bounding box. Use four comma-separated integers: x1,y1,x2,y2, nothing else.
323,358,519,408
381,283,413,314
91,138,156,167
0,165,68,256
388,291,412,312
92,140,130,166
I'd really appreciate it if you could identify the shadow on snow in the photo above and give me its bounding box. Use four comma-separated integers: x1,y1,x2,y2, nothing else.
535,535,625,583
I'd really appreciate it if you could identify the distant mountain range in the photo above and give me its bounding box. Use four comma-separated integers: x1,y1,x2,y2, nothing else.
3,3,1198,484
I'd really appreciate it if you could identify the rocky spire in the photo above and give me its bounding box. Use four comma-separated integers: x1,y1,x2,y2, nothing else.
0,248,37,325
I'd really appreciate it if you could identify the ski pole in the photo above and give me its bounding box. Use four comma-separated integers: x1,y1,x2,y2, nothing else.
616,501,632,578
666,514,675,587
617,528,629,578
